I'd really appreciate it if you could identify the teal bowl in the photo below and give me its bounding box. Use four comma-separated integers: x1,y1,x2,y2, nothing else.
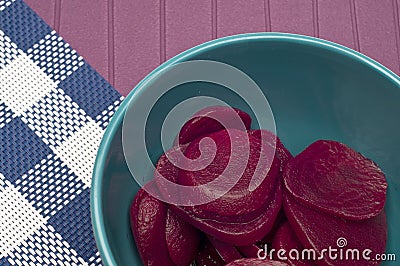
91,33,400,266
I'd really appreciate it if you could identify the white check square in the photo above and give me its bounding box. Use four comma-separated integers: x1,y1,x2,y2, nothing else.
54,120,104,188
0,175,47,258
21,87,91,150
0,53,57,116
6,223,88,266
27,31,84,84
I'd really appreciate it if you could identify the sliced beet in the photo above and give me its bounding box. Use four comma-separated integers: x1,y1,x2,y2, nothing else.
186,197,277,224
272,221,313,266
262,208,287,244
130,184,174,266
248,129,293,171
208,236,243,263
165,209,201,265
283,193,387,266
154,145,184,203
226,258,289,266
195,238,225,266
179,129,279,217
155,137,278,225
131,181,201,266
170,177,282,246
177,106,252,145
237,207,287,258
233,211,287,260
236,244,261,258
283,140,387,220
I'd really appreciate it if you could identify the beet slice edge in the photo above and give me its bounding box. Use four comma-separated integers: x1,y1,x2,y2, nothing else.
226,258,290,266
130,185,174,266
165,209,201,265
271,221,313,266
177,106,252,145
283,140,387,220
283,192,387,266
170,177,283,246
179,129,279,217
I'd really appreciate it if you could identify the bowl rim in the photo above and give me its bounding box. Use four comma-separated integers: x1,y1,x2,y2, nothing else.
90,32,400,266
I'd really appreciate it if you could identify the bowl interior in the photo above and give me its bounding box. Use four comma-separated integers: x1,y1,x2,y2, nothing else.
93,34,400,266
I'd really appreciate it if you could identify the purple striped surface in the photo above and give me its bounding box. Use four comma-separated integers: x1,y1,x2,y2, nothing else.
269,0,315,36
24,0,400,96
318,0,355,50
113,0,161,94
59,0,109,80
217,0,266,37
166,0,212,60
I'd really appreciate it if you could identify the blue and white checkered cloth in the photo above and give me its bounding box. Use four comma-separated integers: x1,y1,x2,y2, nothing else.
0,1,124,264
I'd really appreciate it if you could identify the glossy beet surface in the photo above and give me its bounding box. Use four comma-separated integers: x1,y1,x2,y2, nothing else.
165,209,201,265
154,141,278,224
130,183,201,266
153,125,283,247
248,130,293,171
236,244,260,258
170,178,282,246
226,258,289,265
177,106,252,145
129,186,174,266
283,193,387,266
272,221,313,266
283,140,387,220
262,208,287,244
154,145,184,203
179,129,279,217
195,238,225,266
208,236,243,263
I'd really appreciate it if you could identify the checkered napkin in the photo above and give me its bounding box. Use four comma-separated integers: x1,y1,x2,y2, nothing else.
0,1,124,265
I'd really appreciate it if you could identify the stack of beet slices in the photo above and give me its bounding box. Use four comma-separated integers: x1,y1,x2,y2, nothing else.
282,140,388,266
129,106,388,266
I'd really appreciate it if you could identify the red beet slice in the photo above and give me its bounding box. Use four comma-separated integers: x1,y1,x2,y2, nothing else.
234,209,286,260
170,177,282,246
179,129,279,217
226,258,289,266
284,140,387,220
195,238,225,266
272,221,313,266
248,129,293,171
236,206,287,258
154,139,278,224
177,106,252,145
131,181,201,266
154,145,185,203
283,193,387,266
130,185,174,266
262,208,287,244
165,209,201,265
236,244,261,258
208,236,243,263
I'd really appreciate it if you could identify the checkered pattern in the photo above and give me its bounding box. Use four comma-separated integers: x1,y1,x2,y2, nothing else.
0,1,124,265
27,32,84,84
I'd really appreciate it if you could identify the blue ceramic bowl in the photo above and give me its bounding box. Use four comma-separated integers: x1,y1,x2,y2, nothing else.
91,33,400,266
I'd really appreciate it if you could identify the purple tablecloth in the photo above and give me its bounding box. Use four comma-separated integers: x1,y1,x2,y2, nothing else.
24,0,400,96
